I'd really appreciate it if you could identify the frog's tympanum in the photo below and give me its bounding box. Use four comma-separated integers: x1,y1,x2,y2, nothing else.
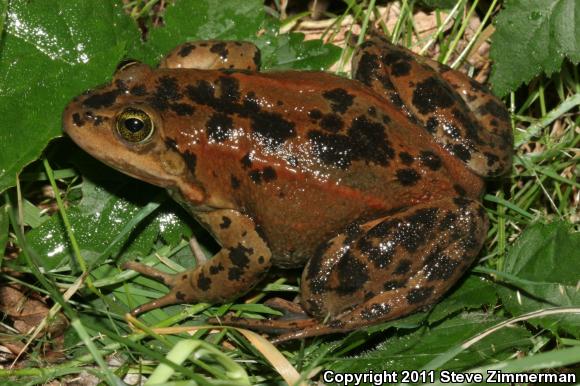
63,36,512,341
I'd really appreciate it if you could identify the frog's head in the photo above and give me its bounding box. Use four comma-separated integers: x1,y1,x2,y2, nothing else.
63,62,204,203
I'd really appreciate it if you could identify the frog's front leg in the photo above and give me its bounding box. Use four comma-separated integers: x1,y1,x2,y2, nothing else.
123,209,271,315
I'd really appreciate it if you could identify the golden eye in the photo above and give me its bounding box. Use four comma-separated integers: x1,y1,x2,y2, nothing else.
115,108,154,143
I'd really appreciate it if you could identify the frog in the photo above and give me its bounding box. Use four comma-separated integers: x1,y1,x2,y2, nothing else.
62,35,512,342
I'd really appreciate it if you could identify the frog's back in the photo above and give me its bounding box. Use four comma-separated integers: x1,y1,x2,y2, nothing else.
156,69,482,266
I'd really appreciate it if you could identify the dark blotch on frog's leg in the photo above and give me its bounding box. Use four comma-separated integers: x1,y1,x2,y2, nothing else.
209,263,224,275
412,77,456,115
170,103,194,116
322,88,354,114
406,286,434,304
240,153,252,169
306,241,333,294
82,89,121,109
230,175,240,189
382,51,413,77
396,168,420,186
335,250,369,295
439,212,458,230
451,143,472,162
320,113,344,133
361,303,392,320
210,42,228,59
72,113,84,127
175,291,186,301
358,237,393,269
206,112,233,142
399,152,414,165
394,259,411,275
219,216,231,229
197,272,212,291
229,244,252,266
368,106,377,116
478,100,510,122
354,52,379,86
424,249,460,281
484,151,500,167
130,85,147,96
178,43,195,57
384,280,407,291
452,108,481,144
419,150,442,170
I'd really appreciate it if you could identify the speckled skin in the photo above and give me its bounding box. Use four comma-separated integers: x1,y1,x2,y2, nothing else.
62,37,512,341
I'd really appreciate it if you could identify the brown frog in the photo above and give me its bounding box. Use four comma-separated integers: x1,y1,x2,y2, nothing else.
62,36,512,341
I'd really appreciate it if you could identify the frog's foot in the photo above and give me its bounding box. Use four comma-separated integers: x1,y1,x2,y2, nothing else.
122,209,272,316
208,312,357,344
210,315,319,337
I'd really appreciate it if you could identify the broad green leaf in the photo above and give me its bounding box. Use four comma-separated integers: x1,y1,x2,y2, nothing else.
498,221,580,337
329,312,531,375
428,275,497,323
0,0,140,194
128,0,340,70
490,0,580,96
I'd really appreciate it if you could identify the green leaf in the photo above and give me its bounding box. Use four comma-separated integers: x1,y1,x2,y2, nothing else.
0,0,140,193
428,275,498,323
490,0,580,96
128,0,267,65
128,0,340,70
329,313,532,374
498,221,580,337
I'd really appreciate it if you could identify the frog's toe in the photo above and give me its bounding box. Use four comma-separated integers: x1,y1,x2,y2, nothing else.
209,314,319,337
263,298,309,321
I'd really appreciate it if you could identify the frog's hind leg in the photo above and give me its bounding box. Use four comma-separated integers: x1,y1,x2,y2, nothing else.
122,209,272,316
288,196,488,342
160,40,261,71
352,36,512,177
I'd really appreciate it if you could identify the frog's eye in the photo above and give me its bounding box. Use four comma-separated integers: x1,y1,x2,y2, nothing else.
115,108,155,143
